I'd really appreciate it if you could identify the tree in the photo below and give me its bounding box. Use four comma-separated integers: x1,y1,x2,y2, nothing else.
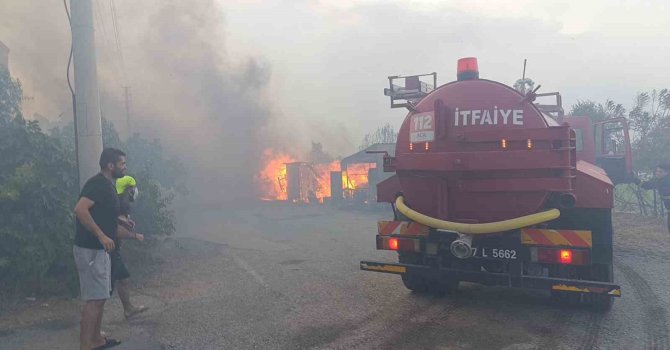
0,67,184,295
359,123,398,150
0,68,79,294
569,99,626,123
627,89,670,171
0,67,22,125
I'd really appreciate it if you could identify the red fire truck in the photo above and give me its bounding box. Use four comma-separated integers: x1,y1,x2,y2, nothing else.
361,58,632,310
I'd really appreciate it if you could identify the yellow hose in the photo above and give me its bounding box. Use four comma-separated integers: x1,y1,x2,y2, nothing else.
395,196,560,235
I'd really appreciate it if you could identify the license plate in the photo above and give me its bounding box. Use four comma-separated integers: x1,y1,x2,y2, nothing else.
473,247,518,260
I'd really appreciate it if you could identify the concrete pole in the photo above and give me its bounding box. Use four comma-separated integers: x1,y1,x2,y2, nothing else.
70,0,103,189
123,85,131,137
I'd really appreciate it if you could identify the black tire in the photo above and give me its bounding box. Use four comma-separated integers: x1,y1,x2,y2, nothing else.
585,263,614,312
550,290,581,307
549,267,614,311
547,208,615,312
399,254,430,293
398,254,459,294
548,263,581,307
588,294,613,312
429,278,460,296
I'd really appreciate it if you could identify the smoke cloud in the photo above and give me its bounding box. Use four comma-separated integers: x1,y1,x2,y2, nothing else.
123,0,278,206
1,0,294,210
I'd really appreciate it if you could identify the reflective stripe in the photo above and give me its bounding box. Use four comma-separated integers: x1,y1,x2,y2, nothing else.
609,289,622,296
360,263,406,274
521,229,592,248
377,221,430,236
552,284,621,296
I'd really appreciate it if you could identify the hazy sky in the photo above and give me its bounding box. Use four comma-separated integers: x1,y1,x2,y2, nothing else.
2,0,669,159
220,0,670,150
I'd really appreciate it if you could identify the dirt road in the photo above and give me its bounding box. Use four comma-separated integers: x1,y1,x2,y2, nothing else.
1,203,668,349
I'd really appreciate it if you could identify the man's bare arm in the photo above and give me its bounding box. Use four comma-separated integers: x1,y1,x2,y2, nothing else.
116,224,144,242
74,197,115,251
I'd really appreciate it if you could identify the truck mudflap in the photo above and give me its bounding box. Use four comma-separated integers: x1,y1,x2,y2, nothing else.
360,260,621,296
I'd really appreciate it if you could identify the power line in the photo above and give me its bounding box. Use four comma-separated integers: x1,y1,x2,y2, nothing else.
108,0,126,82
108,0,132,137
63,0,80,189
95,0,109,50
94,0,124,88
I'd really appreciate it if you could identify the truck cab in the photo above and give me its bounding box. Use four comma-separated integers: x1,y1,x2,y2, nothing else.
535,92,634,185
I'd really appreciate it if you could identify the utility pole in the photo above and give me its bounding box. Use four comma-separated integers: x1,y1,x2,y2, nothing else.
70,0,103,190
123,85,131,137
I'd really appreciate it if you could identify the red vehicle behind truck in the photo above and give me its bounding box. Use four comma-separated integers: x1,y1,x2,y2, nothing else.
361,58,632,310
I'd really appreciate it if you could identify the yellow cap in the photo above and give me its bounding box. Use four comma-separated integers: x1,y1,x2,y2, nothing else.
116,175,137,195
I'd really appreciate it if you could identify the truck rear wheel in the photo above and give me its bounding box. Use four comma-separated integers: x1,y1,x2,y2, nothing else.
548,209,615,311
429,278,459,295
549,263,581,306
398,254,459,294
399,254,430,293
585,263,614,312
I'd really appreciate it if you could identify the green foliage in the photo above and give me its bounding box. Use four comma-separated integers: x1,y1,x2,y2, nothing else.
102,117,123,149
99,122,181,236
0,67,184,296
125,133,188,195
570,93,669,172
0,73,79,293
359,123,397,150
569,99,626,123
615,183,666,217
627,89,670,172
130,174,175,235
0,67,22,125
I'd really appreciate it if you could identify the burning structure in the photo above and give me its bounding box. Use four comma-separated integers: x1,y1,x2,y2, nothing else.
256,143,396,205
331,143,396,206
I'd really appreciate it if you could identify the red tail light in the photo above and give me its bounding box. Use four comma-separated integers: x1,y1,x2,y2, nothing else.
560,249,573,264
376,236,420,252
532,247,588,265
388,238,399,250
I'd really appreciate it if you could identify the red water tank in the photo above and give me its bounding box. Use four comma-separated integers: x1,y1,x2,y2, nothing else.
378,61,613,223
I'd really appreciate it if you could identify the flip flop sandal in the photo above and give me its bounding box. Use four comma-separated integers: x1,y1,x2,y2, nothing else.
125,305,149,319
93,338,121,350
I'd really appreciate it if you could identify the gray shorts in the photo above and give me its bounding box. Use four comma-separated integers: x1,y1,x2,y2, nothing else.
73,245,111,301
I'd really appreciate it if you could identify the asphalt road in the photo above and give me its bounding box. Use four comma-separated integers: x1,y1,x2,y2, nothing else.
1,202,669,349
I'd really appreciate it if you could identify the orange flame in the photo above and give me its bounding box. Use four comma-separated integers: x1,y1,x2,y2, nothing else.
256,149,296,201
311,160,341,202
342,163,375,197
257,149,377,203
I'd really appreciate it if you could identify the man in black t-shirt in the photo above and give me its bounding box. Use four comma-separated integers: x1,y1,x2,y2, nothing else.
73,148,126,350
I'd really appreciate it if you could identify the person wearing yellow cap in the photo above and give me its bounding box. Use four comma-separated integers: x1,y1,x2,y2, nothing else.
112,175,148,319
116,175,138,217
